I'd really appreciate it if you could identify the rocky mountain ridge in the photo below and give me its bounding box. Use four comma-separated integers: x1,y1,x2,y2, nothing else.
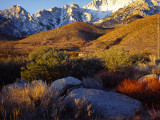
94,0,160,27
0,4,110,37
0,0,160,37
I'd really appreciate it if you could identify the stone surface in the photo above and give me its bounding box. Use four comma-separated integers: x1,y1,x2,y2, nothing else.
139,74,159,83
64,88,142,119
50,77,82,94
15,79,29,84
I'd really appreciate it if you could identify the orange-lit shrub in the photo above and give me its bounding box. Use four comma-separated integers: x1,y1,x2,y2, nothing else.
116,79,160,105
116,79,143,97
69,52,79,57
144,79,160,93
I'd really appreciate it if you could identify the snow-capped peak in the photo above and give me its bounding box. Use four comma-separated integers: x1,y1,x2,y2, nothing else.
69,4,80,8
48,7,58,12
2,4,31,19
83,0,136,12
62,5,69,9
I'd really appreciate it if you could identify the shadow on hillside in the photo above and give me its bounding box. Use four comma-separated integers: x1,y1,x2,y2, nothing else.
0,33,26,41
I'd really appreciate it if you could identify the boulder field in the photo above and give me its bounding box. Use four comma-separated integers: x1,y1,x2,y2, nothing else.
0,77,142,119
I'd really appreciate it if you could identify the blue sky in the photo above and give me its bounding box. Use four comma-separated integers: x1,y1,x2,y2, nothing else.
0,0,93,14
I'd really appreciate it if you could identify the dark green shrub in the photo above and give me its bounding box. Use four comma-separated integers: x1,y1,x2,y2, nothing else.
95,48,148,72
0,59,26,89
29,47,70,67
21,47,105,82
61,58,105,79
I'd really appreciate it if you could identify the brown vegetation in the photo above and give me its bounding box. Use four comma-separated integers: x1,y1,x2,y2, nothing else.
16,22,108,52
84,14,160,55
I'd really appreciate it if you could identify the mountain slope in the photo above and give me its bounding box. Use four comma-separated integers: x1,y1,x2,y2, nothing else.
0,5,45,37
17,22,108,51
95,0,160,27
84,14,160,55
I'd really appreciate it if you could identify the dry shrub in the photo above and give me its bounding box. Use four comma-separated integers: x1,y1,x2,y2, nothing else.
116,79,143,98
148,105,160,120
69,52,79,57
63,95,96,120
29,80,49,103
73,98,94,119
96,70,125,89
0,81,61,120
0,41,22,58
116,79,160,105
1,83,32,108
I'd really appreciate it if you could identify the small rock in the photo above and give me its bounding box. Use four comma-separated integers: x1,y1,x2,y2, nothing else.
50,77,82,95
15,79,29,84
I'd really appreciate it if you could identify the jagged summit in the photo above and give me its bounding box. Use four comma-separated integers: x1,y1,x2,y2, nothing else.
0,5,45,37
83,0,108,10
48,7,58,11
0,0,160,37
83,0,136,11
95,0,160,27
69,4,80,8
2,4,29,18
62,5,69,9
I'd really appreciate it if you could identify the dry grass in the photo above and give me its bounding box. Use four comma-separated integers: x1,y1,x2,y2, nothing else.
148,105,160,120
85,14,160,55
0,80,60,120
1,14,159,56
15,22,108,52
0,80,98,120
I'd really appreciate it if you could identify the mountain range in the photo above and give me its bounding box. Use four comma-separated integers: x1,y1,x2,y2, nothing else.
0,0,160,37
2,13,156,56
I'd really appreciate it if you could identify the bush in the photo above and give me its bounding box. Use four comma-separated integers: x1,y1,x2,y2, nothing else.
29,47,70,67
0,80,61,120
0,59,26,89
95,70,125,88
21,47,105,82
95,48,147,72
116,79,160,105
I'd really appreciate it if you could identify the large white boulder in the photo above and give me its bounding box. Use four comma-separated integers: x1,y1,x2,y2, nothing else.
64,88,142,119
50,77,82,94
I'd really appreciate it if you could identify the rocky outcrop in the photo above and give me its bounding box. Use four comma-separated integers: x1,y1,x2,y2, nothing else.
64,88,142,119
